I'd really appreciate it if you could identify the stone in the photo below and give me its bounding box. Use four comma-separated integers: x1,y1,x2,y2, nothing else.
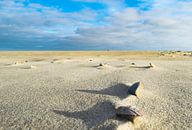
116,106,142,122
128,82,144,97
99,63,104,66
131,63,135,65
149,63,155,68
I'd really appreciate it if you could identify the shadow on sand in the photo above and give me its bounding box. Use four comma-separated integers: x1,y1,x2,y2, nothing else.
76,83,130,99
53,101,116,129
129,65,152,69
53,83,134,129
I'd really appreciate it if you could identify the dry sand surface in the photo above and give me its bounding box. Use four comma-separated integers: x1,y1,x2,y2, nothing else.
0,51,192,130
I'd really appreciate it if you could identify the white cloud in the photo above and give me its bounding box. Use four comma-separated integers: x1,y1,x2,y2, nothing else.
66,0,192,50
0,0,98,37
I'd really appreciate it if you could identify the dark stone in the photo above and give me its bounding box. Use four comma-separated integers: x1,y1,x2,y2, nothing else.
128,82,144,97
116,106,142,122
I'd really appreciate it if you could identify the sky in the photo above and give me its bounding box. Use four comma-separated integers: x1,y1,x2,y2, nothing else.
0,0,192,50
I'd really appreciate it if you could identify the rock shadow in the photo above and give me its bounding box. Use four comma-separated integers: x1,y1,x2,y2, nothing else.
76,83,130,99
129,65,153,69
53,101,116,129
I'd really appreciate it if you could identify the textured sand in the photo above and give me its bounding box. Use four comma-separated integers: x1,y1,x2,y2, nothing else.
0,51,191,130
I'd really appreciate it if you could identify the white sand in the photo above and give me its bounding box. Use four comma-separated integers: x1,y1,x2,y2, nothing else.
0,51,191,130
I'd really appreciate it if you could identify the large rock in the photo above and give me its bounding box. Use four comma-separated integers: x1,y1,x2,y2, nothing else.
128,82,144,97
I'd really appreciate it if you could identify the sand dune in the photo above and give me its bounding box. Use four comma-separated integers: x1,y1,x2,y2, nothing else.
0,51,191,130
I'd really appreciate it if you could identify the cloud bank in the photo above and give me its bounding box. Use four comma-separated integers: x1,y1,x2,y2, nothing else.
0,0,192,50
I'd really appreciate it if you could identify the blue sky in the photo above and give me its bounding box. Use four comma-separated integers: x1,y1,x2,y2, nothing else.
0,0,192,50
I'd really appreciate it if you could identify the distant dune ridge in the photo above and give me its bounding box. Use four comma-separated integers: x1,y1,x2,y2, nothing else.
0,51,191,130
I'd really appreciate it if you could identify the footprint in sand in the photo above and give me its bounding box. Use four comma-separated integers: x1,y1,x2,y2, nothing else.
51,59,71,64
117,116,147,130
30,58,45,62
21,65,37,69
130,63,156,69
14,61,25,65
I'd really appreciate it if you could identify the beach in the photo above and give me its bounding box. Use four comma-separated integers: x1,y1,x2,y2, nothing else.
0,51,191,130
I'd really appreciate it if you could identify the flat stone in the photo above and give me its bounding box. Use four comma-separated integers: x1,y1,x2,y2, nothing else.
116,106,142,121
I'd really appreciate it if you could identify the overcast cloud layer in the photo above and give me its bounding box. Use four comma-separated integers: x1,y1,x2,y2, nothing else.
0,0,192,50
